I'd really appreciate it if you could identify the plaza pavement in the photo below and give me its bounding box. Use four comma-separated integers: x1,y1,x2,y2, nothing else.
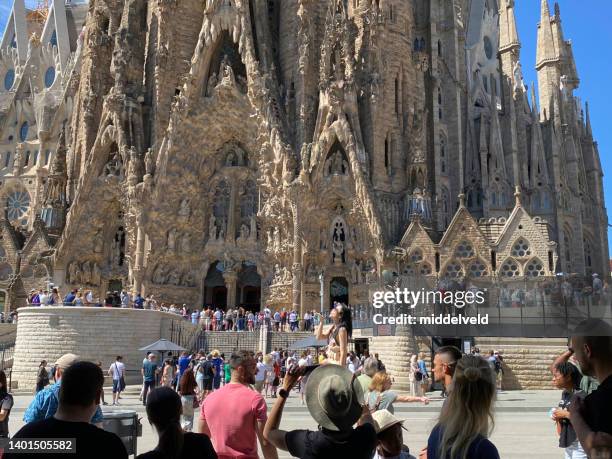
7,385,564,458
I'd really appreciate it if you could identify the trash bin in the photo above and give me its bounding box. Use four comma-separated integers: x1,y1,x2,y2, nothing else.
102,409,142,456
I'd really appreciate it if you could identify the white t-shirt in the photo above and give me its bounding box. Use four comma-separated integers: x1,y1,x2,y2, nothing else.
289,312,297,322
298,358,308,367
255,361,267,382
109,361,125,380
264,308,271,319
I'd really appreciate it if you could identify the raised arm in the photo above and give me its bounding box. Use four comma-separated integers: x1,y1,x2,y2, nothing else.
550,349,573,373
314,313,329,341
396,394,430,404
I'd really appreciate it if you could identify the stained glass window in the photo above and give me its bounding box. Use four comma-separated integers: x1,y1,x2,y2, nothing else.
4,69,15,91
20,122,29,142
45,67,56,88
6,190,30,221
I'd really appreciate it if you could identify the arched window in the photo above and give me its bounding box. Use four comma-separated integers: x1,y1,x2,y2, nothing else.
563,230,572,271
511,238,531,257
525,258,545,277
4,152,11,169
500,258,520,277
0,263,13,281
20,122,29,142
468,260,488,277
584,239,592,270
44,67,56,88
443,261,463,279
24,151,30,166
3,69,15,91
32,150,39,166
50,30,57,47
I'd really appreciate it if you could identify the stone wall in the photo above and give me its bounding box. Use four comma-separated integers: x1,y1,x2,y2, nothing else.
475,337,567,390
357,332,566,391
11,307,196,390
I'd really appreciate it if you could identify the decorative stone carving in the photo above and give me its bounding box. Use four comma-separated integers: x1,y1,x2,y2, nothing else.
144,148,155,176
66,260,102,286
325,150,349,176
178,199,191,218
180,233,191,253
103,152,123,177
167,228,177,251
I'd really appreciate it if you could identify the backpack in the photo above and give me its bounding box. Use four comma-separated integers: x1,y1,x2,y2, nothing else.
200,361,214,378
494,359,502,373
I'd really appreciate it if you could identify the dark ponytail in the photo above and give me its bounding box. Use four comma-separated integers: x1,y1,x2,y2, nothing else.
145,387,184,459
338,303,353,338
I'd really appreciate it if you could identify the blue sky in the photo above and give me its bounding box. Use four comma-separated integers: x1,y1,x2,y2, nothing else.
1,0,611,247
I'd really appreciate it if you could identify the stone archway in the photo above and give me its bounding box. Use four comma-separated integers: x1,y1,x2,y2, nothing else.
237,263,261,311
203,261,227,309
330,276,349,306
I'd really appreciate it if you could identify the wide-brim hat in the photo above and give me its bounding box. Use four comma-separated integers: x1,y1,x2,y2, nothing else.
305,364,364,432
372,409,406,434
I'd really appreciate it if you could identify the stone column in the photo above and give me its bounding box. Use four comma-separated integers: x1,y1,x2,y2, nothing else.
132,217,145,295
227,177,238,242
223,270,237,309
290,190,302,314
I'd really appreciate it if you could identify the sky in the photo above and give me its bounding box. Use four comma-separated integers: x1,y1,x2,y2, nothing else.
0,0,611,246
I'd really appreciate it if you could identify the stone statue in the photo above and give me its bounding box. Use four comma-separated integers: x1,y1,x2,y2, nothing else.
180,233,191,253
273,227,280,252
178,199,190,218
209,215,217,240
220,55,234,82
219,220,226,240
512,61,526,93
92,263,101,286
167,228,177,251
351,260,360,284
153,265,166,284
68,261,80,285
93,231,104,253
250,216,257,241
182,270,195,287
104,152,123,177
332,222,346,264
168,269,181,286
240,223,250,240
207,72,218,96
144,148,155,175
81,260,92,285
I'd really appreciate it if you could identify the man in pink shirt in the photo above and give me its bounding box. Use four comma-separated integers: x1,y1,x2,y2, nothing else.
198,350,278,459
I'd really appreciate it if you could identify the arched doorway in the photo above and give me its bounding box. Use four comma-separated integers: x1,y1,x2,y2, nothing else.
203,261,227,309
237,263,261,311
330,277,349,306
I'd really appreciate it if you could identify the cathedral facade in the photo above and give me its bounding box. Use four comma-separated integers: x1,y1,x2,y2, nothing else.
0,0,608,312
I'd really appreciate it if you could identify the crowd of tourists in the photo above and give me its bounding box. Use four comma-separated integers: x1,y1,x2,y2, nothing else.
2,297,609,458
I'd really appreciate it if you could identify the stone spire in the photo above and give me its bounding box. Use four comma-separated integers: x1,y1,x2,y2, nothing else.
498,0,520,77
536,0,557,70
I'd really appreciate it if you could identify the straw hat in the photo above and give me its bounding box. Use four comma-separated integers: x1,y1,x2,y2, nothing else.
305,365,364,432
372,409,406,434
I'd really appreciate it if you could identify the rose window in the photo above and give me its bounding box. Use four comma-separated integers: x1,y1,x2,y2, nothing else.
455,241,475,258
525,259,545,277
444,261,463,278
468,261,488,278
6,190,30,222
500,259,520,277
511,238,531,257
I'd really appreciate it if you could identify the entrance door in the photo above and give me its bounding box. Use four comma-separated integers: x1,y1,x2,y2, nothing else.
108,279,122,292
204,261,227,309
330,277,349,306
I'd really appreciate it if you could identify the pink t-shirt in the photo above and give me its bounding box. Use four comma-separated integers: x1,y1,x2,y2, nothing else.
201,383,267,459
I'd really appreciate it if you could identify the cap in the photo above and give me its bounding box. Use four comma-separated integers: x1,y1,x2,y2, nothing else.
54,353,80,370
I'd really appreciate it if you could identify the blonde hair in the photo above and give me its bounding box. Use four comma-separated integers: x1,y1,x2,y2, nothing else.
437,355,496,459
369,371,391,393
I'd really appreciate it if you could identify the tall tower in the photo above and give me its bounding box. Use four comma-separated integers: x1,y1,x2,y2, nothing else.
536,0,578,116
